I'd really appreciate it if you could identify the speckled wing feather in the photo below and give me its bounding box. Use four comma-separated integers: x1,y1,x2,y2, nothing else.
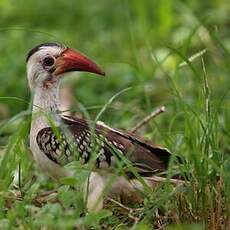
36,115,171,177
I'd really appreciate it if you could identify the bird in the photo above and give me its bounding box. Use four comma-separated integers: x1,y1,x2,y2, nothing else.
27,42,172,211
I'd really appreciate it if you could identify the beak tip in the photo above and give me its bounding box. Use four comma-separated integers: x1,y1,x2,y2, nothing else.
95,67,105,76
100,71,106,76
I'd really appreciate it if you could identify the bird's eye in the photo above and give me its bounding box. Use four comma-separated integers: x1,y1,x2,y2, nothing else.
43,56,55,66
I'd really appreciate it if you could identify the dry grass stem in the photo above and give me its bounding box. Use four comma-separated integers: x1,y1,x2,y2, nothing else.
130,106,166,133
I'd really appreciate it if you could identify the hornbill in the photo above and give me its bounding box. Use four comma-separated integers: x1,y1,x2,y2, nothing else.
27,43,172,211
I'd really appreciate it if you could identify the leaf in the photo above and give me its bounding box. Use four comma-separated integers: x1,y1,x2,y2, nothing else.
83,209,112,226
60,176,78,186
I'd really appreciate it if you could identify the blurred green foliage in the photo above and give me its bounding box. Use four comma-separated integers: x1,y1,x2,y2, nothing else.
0,0,229,121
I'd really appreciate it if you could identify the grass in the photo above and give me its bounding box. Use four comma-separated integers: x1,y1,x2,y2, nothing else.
0,0,229,229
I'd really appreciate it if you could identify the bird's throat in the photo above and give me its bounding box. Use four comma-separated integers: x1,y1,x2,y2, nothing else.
33,82,60,113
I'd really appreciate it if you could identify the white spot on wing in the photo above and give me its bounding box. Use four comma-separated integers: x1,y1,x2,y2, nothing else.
46,144,51,151
76,138,80,144
83,141,87,146
118,144,124,150
99,152,106,161
99,148,105,155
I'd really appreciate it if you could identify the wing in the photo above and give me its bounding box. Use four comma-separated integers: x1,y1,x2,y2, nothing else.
36,115,171,177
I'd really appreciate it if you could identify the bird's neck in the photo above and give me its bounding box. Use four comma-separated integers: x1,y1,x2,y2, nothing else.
31,82,61,131
33,83,60,113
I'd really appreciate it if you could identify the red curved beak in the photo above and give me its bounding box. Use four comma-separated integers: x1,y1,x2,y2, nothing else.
54,48,105,76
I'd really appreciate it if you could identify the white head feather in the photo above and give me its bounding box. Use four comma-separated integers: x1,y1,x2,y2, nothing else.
26,44,65,90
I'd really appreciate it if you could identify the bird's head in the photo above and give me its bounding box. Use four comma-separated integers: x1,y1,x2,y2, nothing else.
26,42,105,90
